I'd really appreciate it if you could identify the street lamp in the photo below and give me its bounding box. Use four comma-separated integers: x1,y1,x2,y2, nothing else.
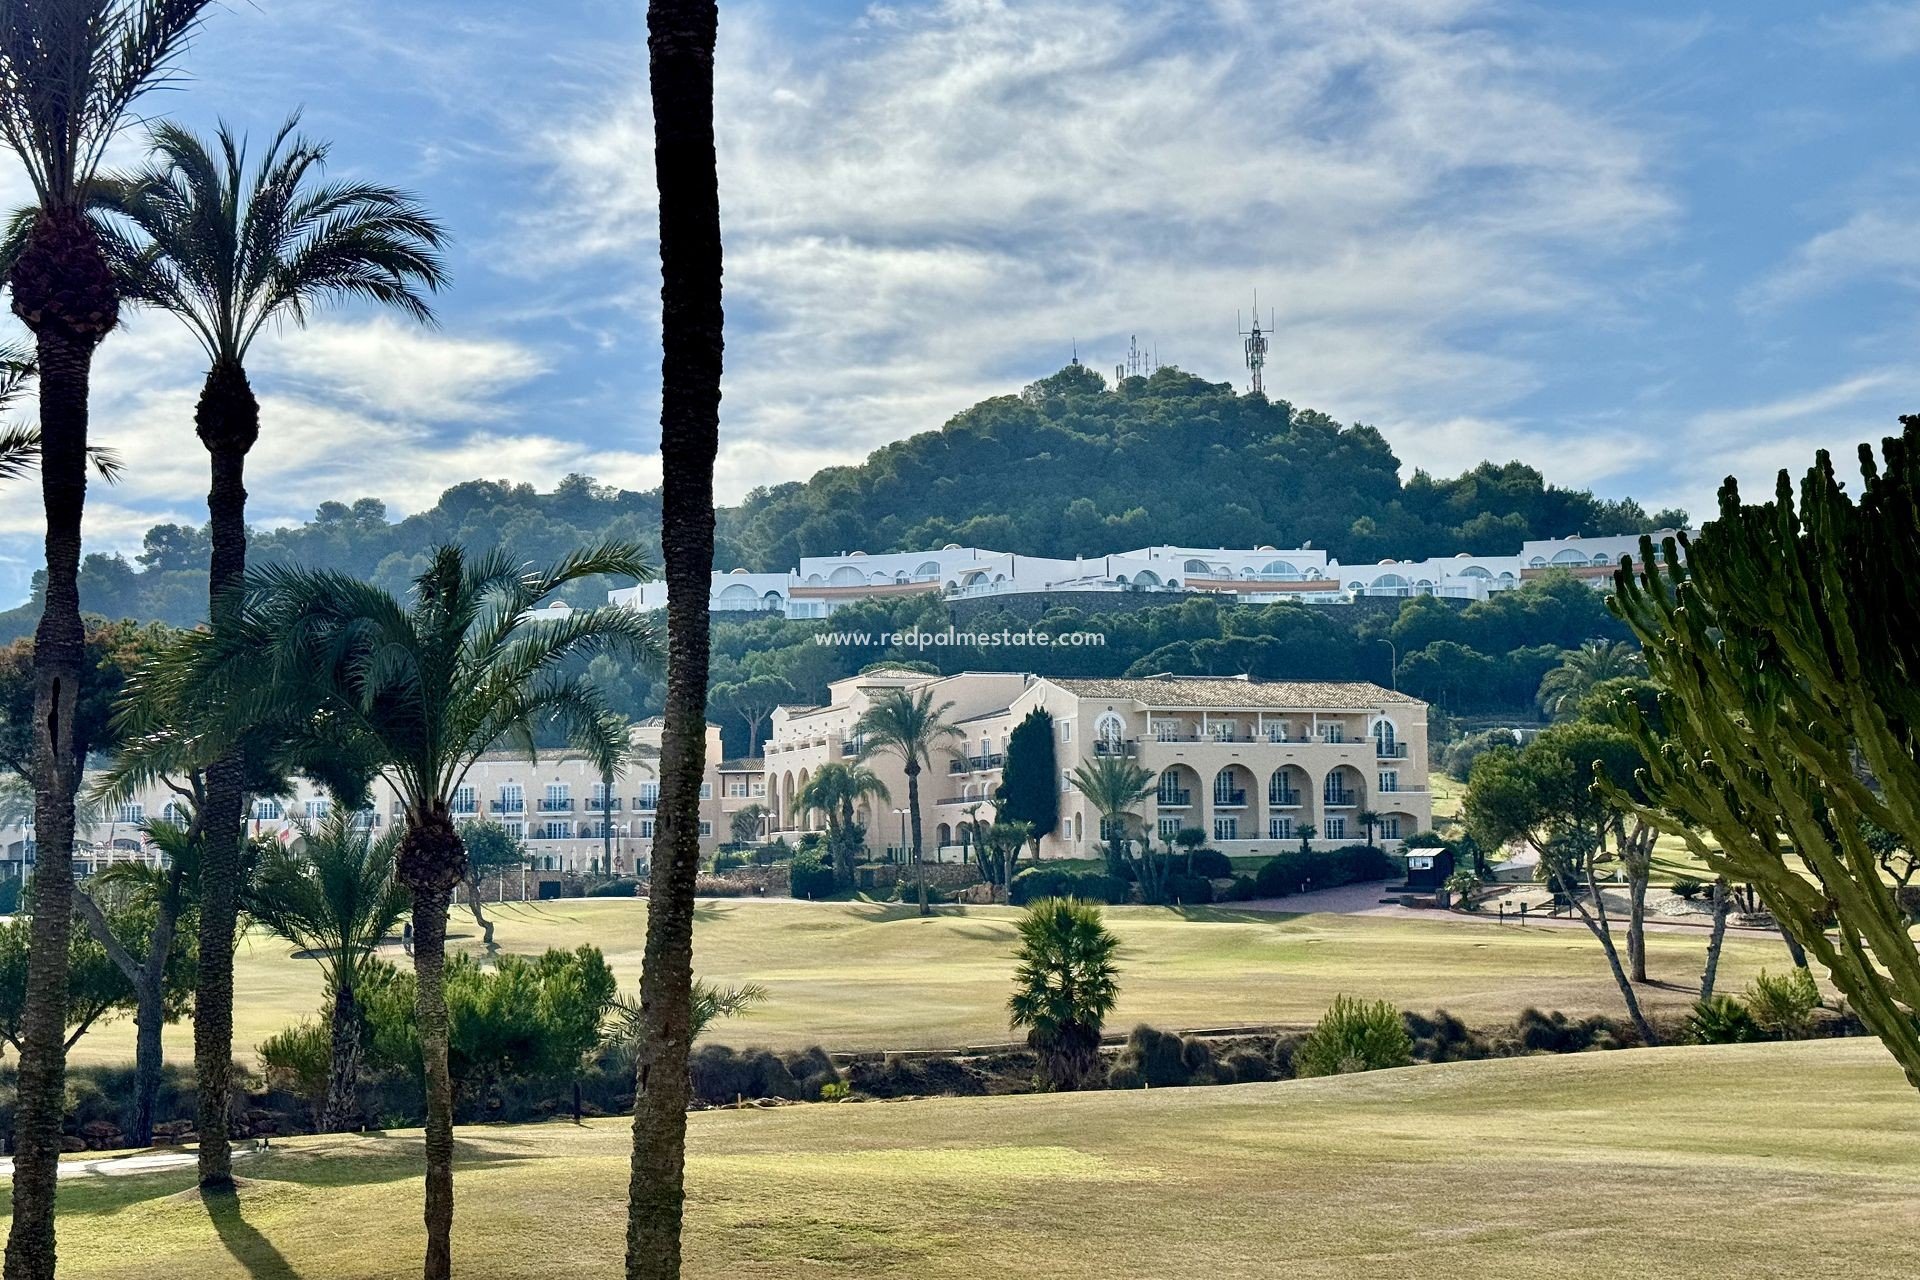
1377,637,1398,692
893,806,910,864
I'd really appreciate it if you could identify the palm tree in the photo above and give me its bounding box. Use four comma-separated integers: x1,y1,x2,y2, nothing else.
1007,897,1121,1090
796,762,890,886
246,809,406,1133
1070,756,1155,882
99,115,446,1186
1536,639,1646,719
628,2,724,1271
0,6,212,1268
0,337,122,482
855,687,962,917
1357,808,1381,847
120,542,654,1280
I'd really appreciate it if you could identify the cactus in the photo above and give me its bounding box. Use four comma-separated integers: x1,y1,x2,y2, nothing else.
1605,416,1920,1089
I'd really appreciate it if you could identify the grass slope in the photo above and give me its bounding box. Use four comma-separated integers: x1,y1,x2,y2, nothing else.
28,1039,1918,1279
72,899,1798,1066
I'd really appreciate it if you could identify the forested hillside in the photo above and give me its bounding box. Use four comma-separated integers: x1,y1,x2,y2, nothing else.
720,363,1686,569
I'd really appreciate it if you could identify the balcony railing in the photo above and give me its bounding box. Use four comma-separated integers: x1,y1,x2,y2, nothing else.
1323,790,1358,808
1157,789,1193,808
491,799,526,814
590,798,622,812
538,798,574,813
1212,789,1248,808
949,753,1004,773
450,800,478,816
1093,739,1138,758
1375,743,1408,759
839,738,863,757
633,795,658,812
1268,790,1302,808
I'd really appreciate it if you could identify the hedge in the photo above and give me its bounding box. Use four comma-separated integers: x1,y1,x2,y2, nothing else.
1253,845,1398,898
789,849,835,900
1010,866,1129,906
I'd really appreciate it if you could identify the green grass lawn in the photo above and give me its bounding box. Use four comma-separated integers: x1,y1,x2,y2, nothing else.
26,1038,1918,1278
72,898,1801,1066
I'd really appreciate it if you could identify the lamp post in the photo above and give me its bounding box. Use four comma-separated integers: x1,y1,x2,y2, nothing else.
1378,637,1398,692
893,807,910,864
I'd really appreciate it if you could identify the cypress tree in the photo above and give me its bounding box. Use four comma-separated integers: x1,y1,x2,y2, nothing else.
997,708,1059,864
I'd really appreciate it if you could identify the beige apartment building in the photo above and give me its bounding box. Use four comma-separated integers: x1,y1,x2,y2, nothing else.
762,669,1431,861
4,719,735,882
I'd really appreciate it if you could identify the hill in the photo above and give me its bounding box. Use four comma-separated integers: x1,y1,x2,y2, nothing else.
3,364,1681,641
28,1039,1916,1279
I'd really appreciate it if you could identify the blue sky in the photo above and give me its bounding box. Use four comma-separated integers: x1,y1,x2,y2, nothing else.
3,0,1918,602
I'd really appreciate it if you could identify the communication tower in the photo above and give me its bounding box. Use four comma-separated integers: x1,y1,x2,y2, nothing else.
1239,294,1275,397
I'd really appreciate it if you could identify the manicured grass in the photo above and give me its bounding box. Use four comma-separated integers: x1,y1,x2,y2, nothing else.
71,898,1801,1066
24,1039,1919,1278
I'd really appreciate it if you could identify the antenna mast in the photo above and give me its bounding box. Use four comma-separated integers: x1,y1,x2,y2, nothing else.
1239,292,1275,397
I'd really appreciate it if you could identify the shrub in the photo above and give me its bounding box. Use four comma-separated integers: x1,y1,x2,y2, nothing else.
1444,867,1483,906
587,876,640,898
1185,848,1233,879
1221,874,1259,902
259,1020,331,1118
1108,1025,1195,1088
712,850,748,873
1402,1009,1486,1063
694,874,749,897
1166,872,1213,905
1252,845,1397,898
1444,728,1519,783
1671,877,1707,901
1009,866,1128,906
1295,995,1414,1077
1402,831,1450,849
1744,968,1820,1040
1511,1007,1626,1053
1683,995,1764,1044
1220,1048,1272,1083
788,849,835,900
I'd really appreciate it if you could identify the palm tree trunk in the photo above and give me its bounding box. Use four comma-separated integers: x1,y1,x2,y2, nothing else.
1699,879,1730,1002
411,887,457,1280
5,280,107,1280
321,979,365,1134
907,763,928,916
628,5,722,1274
193,358,258,1190
1627,866,1648,983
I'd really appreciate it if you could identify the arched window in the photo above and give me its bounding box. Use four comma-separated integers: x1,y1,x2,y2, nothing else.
1184,558,1212,574
828,565,865,586
1094,712,1125,745
1261,559,1298,577
1372,718,1399,758
915,561,941,579
1551,548,1587,565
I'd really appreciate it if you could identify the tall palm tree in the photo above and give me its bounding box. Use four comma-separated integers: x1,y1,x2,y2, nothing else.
100,114,446,1186
796,761,890,887
628,3,723,1273
0,6,211,1272
1536,639,1646,719
1070,755,1155,883
246,809,406,1133
855,687,962,917
119,542,655,1280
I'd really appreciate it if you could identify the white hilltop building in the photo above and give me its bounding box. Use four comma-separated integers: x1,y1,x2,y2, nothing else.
608,530,1687,617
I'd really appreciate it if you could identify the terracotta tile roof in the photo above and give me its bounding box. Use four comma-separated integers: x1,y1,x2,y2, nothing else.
1045,676,1418,709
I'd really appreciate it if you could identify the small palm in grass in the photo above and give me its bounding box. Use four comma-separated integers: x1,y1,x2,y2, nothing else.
1008,897,1120,1091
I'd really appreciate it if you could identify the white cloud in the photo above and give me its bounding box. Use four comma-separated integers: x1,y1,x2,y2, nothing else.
1745,210,1920,309
1821,3,1920,61
537,0,1675,500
